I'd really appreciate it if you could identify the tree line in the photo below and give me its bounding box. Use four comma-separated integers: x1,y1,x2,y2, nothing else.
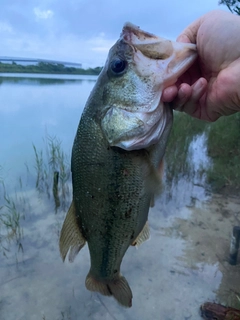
0,61,102,75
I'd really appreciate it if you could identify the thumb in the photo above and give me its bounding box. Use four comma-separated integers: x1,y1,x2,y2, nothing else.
176,17,202,44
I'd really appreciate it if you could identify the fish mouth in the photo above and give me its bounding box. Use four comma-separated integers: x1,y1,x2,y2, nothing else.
121,23,174,60
121,22,197,75
121,23,159,44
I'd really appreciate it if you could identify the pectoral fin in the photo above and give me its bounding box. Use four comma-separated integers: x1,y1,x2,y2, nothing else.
59,200,86,262
132,221,150,247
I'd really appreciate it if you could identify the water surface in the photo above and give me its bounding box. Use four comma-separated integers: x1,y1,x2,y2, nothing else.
0,73,239,320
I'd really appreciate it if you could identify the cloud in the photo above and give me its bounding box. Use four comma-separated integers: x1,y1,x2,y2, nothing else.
87,34,115,54
0,0,229,67
0,21,13,33
34,7,54,20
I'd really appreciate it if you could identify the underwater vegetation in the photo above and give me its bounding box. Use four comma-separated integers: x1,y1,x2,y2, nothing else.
0,136,71,258
32,135,71,210
0,178,26,257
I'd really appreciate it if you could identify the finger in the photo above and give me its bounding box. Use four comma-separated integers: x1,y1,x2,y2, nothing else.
176,34,191,43
171,78,207,112
162,86,178,102
170,84,192,111
177,17,202,44
180,78,207,116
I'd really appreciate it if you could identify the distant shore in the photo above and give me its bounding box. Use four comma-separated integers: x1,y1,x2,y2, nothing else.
0,62,102,75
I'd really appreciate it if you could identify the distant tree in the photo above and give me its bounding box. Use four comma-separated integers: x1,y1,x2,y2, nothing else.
0,61,102,75
219,0,240,15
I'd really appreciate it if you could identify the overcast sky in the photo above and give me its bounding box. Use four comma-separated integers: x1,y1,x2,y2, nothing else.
0,0,228,67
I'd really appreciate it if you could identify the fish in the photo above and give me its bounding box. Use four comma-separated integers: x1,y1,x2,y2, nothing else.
59,23,197,308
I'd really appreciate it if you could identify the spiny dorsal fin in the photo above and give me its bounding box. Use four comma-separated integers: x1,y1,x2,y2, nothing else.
132,221,150,247
59,200,86,262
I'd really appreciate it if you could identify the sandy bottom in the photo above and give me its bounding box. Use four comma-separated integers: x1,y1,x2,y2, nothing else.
0,181,240,320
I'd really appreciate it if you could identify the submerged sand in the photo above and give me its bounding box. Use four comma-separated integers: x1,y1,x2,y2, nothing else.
0,180,240,320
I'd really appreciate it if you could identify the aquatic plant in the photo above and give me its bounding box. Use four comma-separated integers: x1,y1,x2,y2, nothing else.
0,181,25,256
33,135,71,210
1,195,23,246
33,143,45,193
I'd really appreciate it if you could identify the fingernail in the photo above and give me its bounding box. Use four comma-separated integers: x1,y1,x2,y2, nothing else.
177,34,190,43
178,87,186,100
193,78,205,91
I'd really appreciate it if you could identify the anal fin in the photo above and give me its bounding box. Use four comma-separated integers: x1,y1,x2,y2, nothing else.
132,221,150,247
59,200,86,262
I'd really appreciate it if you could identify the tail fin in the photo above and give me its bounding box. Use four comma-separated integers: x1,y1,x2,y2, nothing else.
85,273,132,307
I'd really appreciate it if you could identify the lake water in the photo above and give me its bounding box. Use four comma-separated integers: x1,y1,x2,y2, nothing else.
0,74,240,320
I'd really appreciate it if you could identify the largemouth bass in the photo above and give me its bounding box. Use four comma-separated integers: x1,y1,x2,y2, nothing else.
59,23,197,307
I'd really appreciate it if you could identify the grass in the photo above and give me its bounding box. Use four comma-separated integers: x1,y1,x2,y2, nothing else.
1,193,23,251
206,112,240,192
1,114,239,259
165,112,207,183
164,111,240,194
33,143,45,193
0,180,25,256
0,135,70,258
221,289,240,311
33,135,71,210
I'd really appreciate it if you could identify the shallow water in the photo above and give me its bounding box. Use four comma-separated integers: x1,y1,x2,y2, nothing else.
1,74,239,320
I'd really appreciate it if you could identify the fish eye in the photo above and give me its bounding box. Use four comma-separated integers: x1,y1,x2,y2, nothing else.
110,59,127,75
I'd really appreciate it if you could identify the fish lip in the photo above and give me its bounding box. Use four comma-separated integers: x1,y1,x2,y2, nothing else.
120,23,174,62
121,22,157,43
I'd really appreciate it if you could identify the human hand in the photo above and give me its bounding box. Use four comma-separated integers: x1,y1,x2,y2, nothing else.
162,10,240,121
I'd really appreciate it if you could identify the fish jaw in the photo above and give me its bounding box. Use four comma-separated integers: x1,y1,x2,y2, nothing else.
122,22,197,88
100,23,197,151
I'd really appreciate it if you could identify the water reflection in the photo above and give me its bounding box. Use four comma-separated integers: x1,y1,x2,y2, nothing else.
0,73,97,86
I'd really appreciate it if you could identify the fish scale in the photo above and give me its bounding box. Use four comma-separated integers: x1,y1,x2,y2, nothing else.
75,112,148,250
59,22,197,307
